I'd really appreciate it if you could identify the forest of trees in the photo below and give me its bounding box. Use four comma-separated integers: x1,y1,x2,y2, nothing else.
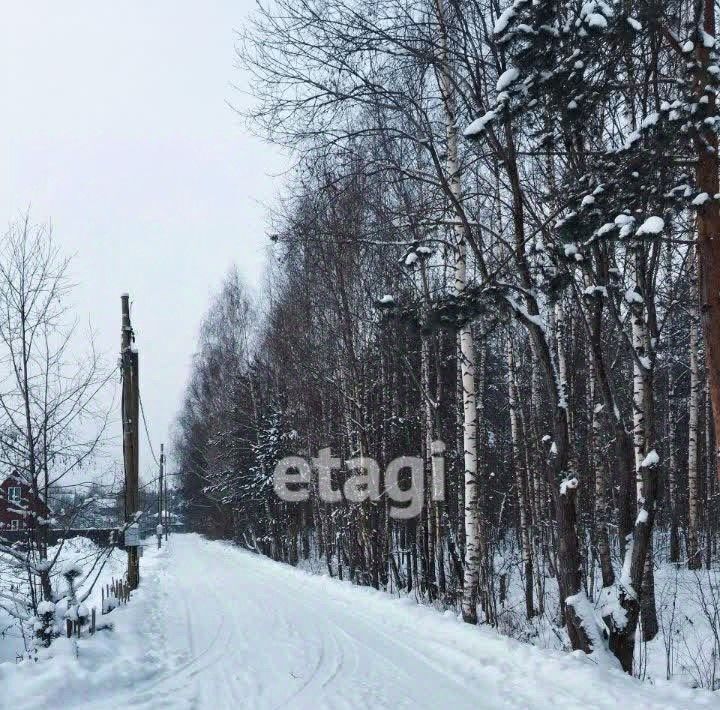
174,0,720,677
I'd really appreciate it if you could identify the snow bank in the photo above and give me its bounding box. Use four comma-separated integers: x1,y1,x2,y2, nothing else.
0,537,147,708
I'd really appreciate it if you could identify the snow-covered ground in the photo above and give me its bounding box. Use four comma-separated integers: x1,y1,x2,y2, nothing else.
473,540,720,690
1,534,718,709
0,536,127,664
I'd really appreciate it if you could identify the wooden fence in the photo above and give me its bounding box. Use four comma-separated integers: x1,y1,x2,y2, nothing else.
101,577,131,614
64,576,131,638
66,610,97,638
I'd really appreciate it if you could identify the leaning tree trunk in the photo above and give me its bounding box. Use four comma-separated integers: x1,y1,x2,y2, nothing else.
494,105,593,652
508,302,593,654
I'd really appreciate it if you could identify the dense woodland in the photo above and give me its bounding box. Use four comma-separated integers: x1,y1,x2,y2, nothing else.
175,0,720,677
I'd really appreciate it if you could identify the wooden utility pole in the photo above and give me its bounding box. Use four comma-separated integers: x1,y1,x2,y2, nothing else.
164,455,169,541
163,458,170,542
121,294,140,589
157,443,164,549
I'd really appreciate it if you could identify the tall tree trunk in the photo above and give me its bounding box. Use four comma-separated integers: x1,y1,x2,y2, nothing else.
688,305,702,569
665,242,681,564
694,0,720,483
435,12,481,621
668,361,680,564
591,381,614,588
628,244,659,641
508,340,534,619
457,239,480,624
705,381,715,568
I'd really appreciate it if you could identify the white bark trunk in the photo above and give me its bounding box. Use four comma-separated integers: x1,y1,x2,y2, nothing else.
629,248,647,502
435,1,480,623
456,239,480,623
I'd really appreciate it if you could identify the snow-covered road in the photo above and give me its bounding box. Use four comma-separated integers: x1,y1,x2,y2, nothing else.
7,534,716,709
124,535,497,709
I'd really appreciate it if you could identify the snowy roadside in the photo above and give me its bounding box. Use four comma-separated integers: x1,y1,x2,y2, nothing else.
296,541,720,691
235,541,718,709
0,537,128,663
0,539,166,710
453,546,720,690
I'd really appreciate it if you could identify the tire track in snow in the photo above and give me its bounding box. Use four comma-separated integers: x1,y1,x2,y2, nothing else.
243,557,481,709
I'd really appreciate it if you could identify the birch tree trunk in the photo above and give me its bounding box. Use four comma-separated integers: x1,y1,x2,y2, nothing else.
629,252,647,507
627,243,659,640
434,2,481,623
456,239,480,624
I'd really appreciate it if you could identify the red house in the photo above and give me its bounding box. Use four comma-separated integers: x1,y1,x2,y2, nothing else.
0,473,51,532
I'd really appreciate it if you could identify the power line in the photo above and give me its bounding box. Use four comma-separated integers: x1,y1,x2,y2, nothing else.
138,392,160,468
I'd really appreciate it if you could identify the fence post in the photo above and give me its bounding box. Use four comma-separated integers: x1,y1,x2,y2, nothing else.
91,608,96,635
66,619,72,638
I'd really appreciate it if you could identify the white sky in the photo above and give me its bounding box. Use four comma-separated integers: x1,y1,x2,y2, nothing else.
0,2,286,484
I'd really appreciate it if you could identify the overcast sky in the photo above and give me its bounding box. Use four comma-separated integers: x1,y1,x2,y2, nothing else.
0,2,286,483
